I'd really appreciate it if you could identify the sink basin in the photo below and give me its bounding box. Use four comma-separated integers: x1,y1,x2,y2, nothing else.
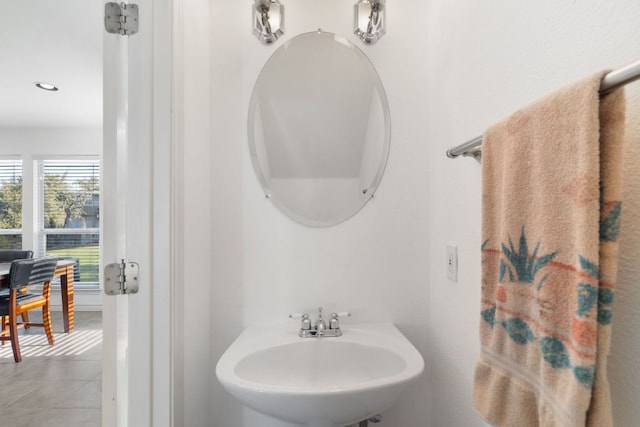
215,323,424,427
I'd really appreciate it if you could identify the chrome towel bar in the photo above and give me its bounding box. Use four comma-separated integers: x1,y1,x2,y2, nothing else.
446,59,640,159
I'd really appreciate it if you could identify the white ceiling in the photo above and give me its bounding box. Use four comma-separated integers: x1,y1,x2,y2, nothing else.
0,0,103,129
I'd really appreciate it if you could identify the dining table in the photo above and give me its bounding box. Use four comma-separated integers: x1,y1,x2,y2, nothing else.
0,259,76,333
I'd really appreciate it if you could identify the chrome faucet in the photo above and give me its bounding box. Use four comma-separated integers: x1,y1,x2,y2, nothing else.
290,307,351,338
314,307,326,335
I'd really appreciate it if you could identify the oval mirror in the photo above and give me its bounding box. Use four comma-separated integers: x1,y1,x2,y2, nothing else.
248,31,391,227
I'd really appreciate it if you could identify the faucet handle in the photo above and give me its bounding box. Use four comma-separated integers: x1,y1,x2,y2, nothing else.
329,312,351,330
289,313,306,319
331,311,351,317
289,313,311,330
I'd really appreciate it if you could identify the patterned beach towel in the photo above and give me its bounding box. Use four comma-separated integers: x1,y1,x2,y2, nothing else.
473,72,626,427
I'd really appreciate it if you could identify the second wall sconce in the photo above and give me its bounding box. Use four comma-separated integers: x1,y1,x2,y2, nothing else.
354,0,386,44
253,0,284,44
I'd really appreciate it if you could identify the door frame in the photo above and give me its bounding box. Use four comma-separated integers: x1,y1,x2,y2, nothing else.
152,0,176,425
102,0,183,425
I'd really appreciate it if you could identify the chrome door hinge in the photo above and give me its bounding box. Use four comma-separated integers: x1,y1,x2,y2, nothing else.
105,259,140,295
104,2,139,36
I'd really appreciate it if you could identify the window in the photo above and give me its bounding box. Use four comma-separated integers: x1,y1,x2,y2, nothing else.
39,159,100,284
0,159,22,249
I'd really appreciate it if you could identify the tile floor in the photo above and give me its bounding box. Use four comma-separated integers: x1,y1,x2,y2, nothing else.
0,311,102,427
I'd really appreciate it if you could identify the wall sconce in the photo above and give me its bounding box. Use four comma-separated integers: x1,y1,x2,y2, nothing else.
354,0,386,44
253,0,284,45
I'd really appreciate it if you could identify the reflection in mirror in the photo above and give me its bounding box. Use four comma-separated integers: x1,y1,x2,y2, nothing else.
248,31,391,226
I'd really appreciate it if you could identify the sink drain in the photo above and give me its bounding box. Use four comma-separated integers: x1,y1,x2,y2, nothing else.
349,414,383,427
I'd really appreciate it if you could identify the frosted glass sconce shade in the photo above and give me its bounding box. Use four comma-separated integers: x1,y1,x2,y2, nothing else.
253,0,284,45
354,0,386,44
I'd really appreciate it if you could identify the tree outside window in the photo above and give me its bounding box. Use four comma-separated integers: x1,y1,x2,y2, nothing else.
0,160,22,250
41,160,100,283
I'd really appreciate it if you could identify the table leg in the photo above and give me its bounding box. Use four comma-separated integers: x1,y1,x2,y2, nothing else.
59,266,75,333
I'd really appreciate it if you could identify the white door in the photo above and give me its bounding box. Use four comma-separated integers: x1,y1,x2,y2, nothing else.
102,1,172,426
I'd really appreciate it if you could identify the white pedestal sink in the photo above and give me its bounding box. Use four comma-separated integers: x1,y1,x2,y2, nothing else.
216,323,424,427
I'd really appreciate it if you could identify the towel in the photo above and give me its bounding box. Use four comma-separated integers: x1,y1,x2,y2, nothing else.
473,72,626,427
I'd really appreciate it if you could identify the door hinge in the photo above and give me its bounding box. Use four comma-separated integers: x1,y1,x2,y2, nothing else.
105,259,140,295
104,2,139,36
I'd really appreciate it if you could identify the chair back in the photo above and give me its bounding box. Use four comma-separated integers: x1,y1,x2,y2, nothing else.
8,256,58,289
0,250,34,263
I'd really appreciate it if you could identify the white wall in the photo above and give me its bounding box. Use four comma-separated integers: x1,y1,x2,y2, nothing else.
0,127,102,310
427,1,640,426
0,128,101,155
205,0,430,426
179,1,640,426
174,0,213,424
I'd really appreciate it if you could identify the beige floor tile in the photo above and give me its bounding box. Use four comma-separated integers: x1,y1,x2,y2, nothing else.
0,312,103,426
29,408,101,427
62,380,102,409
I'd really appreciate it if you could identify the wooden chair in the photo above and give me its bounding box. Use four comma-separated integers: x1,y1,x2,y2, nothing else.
0,250,34,326
0,256,58,362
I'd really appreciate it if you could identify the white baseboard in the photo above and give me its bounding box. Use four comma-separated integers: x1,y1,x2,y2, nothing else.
48,287,103,312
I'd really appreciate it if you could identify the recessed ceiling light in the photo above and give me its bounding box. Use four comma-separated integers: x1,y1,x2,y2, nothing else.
35,82,59,91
